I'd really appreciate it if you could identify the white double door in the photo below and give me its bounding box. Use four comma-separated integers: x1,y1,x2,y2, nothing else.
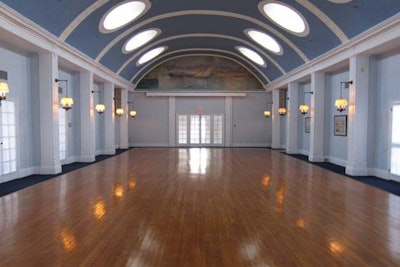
177,114,223,146
0,100,17,180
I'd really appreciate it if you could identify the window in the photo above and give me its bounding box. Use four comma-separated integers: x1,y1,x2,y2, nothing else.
213,115,223,145
178,115,188,144
391,104,400,176
0,101,17,175
190,115,200,144
59,108,67,161
200,116,211,144
178,114,224,147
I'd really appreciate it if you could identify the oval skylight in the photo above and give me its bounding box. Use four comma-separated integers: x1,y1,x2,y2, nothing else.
123,29,160,53
100,0,150,33
236,46,266,67
137,46,167,65
245,29,282,55
328,0,352,3
259,1,309,36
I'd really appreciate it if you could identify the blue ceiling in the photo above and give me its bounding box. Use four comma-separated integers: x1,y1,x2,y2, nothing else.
2,0,400,87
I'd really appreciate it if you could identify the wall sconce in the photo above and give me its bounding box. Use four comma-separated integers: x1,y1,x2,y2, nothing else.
264,101,273,117
116,108,124,116
92,90,106,114
279,91,288,116
127,101,137,117
0,70,10,105
299,91,313,115
335,81,352,112
55,78,74,111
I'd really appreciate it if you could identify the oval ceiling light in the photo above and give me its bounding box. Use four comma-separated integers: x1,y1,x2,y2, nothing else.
100,0,150,33
236,46,266,67
245,29,283,55
328,0,352,3
137,46,167,65
259,1,309,36
123,29,160,53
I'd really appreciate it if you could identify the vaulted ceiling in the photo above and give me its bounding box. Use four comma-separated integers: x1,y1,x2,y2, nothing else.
2,0,400,88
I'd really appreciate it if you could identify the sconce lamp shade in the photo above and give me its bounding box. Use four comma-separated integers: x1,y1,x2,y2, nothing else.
278,108,286,116
129,110,137,117
299,104,309,115
0,81,9,100
116,108,124,116
264,110,271,117
60,96,74,110
95,104,106,114
335,98,348,112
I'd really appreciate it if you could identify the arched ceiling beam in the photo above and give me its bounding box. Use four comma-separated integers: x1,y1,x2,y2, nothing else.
92,10,310,63
117,33,286,75
295,0,348,42
130,48,271,86
60,0,109,41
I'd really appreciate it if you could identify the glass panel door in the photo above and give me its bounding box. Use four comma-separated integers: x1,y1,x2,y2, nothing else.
0,101,17,176
391,104,400,177
59,108,67,161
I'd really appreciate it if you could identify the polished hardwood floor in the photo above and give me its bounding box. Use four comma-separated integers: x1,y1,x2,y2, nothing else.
1,148,400,266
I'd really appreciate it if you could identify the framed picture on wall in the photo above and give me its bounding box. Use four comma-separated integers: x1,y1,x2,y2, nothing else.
305,117,311,133
334,115,347,136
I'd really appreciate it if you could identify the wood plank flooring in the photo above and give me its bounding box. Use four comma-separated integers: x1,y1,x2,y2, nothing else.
1,148,400,266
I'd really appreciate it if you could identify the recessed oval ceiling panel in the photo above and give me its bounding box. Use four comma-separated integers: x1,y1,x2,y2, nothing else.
99,0,150,33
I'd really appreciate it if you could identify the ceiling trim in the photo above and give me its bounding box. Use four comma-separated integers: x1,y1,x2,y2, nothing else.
117,33,286,75
0,2,133,89
59,0,109,41
94,10,309,63
295,0,348,42
265,12,400,91
131,51,270,88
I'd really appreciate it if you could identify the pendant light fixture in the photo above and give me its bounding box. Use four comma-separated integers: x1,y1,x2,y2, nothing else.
55,79,74,111
299,91,313,115
335,81,352,112
264,101,273,117
279,90,288,116
127,101,137,117
92,90,106,114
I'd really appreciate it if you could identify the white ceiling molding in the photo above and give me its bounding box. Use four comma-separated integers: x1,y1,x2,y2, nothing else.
94,10,309,63
60,0,109,41
296,0,348,42
265,13,400,91
0,2,134,90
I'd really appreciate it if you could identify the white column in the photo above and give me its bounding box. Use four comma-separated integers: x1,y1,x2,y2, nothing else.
286,82,299,154
271,89,281,149
169,96,176,147
104,82,115,154
346,55,369,175
38,52,61,174
225,97,232,147
309,72,325,162
79,70,95,162
119,89,129,149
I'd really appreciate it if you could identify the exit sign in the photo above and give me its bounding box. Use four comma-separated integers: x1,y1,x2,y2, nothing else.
197,109,204,115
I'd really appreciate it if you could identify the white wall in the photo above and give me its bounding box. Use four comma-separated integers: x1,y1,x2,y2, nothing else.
324,71,349,166
374,51,400,171
130,92,270,147
298,83,311,154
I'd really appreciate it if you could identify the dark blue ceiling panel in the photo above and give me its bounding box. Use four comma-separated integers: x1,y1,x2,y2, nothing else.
309,0,400,38
0,0,96,36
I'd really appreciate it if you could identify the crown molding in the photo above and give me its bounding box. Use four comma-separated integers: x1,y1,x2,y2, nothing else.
0,2,134,90
265,12,400,91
